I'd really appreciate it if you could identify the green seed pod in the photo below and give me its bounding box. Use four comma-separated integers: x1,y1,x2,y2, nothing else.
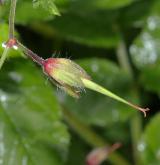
43,58,149,116
43,58,91,98
17,41,149,116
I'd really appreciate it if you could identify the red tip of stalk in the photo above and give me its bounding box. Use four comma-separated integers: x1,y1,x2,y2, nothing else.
137,107,150,117
128,102,150,117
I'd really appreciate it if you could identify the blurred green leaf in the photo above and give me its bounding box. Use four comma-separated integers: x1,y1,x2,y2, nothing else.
0,59,70,165
103,122,131,144
56,0,134,11
139,113,160,165
33,0,60,16
64,134,89,165
139,63,160,93
16,1,53,24
129,0,160,93
130,1,160,69
45,0,154,48
0,23,8,54
0,0,53,25
59,58,138,126
51,11,120,48
88,0,133,9
130,15,160,69
118,0,155,28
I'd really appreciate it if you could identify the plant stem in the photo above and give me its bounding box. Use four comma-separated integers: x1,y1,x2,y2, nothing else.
0,48,10,70
17,41,45,66
9,0,17,39
62,106,130,165
130,113,142,165
116,37,142,165
116,39,133,75
0,0,17,70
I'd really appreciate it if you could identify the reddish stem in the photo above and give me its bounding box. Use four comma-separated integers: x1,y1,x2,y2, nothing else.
17,41,45,66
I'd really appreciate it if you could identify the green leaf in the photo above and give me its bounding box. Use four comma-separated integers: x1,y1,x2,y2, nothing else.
59,58,138,126
58,0,134,11
0,23,9,45
139,63,160,93
0,59,70,165
89,0,133,9
0,1,53,25
51,11,120,48
130,1,160,69
130,1,160,93
118,0,155,28
47,0,154,48
64,134,88,165
16,1,53,24
139,113,160,165
33,0,60,16
103,122,131,144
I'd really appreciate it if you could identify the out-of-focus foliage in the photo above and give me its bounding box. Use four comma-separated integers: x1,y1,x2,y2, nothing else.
0,23,9,53
130,0,160,69
139,113,160,165
0,0,54,24
33,0,60,16
0,59,70,165
0,0,160,164
130,0,160,96
56,0,134,11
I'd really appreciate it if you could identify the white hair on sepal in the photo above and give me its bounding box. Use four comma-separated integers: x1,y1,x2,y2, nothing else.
51,51,62,58
13,45,18,50
2,42,7,48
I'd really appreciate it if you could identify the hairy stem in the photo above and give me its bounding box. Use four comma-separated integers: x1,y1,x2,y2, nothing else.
116,39,133,75
9,0,17,39
0,48,10,70
17,41,45,66
62,106,130,165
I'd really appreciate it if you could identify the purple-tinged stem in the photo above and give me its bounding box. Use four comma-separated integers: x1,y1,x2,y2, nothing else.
17,41,45,66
